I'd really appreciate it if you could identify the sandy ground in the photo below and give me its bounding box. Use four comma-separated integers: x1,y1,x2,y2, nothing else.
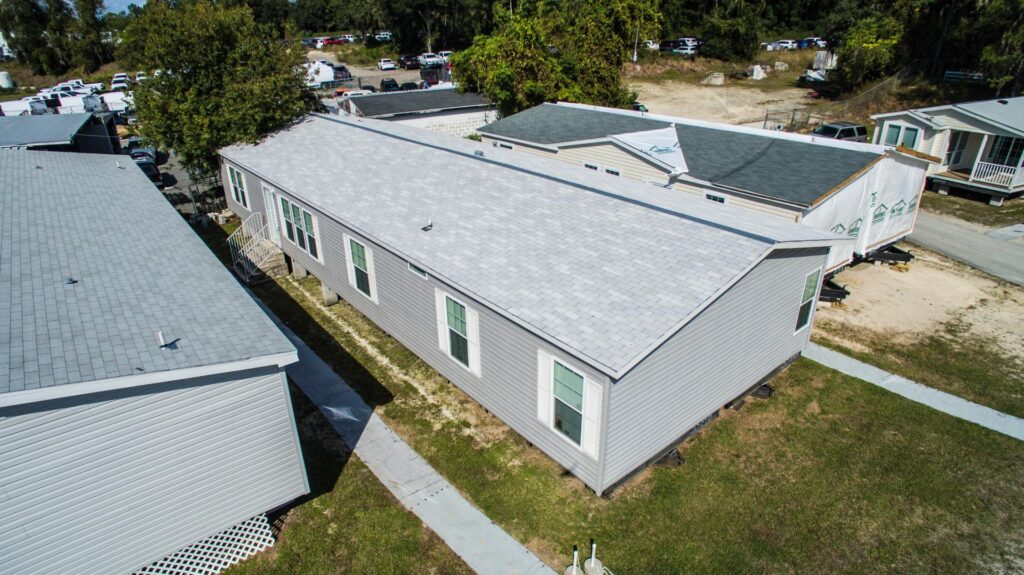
629,81,813,125
814,246,1024,362
307,49,422,87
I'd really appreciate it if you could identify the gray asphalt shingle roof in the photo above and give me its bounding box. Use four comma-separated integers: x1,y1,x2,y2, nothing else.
674,124,880,206
0,113,92,148
954,97,1024,135
0,149,294,395
479,103,882,206
222,115,838,374
351,88,491,118
477,103,671,144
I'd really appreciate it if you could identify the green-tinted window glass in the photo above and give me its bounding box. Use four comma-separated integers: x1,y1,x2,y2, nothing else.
554,400,582,444
446,297,466,336
802,270,820,303
292,205,303,230
449,329,469,365
281,198,291,221
884,125,900,146
303,212,315,238
901,127,919,148
350,240,367,270
553,361,584,412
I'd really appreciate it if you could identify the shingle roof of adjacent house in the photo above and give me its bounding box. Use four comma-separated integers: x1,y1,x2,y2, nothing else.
221,115,840,376
0,113,92,148
872,96,1024,137
478,103,884,207
0,149,295,398
350,88,492,119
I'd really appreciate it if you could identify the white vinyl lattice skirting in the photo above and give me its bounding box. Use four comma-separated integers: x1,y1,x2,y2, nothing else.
133,515,275,575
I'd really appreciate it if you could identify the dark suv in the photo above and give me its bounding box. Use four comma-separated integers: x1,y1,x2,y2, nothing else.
380,78,400,92
812,121,868,142
397,54,420,69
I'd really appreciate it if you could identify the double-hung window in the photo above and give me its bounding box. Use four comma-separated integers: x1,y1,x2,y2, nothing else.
536,351,602,457
344,235,376,302
227,165,248,208
280,198,319,260
435,289,480,375
795,269,821,332
882,123,919,149
552,361,584,445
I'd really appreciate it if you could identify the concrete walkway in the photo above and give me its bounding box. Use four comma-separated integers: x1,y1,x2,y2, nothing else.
803,343,1024,441
909,212,1024,286
266,307,554,575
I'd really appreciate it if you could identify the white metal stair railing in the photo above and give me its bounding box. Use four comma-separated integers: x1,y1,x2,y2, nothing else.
970,161,1017,187
226,212,280,282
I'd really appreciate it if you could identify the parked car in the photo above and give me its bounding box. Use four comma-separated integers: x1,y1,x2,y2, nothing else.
774,39,798,50
380,78,400,92
112,72,130,84
659,39,682,52
332,64,353,80
339,34,356,42
643,39,659,50
800,37,827,48
135,71,148,83
337,89,373,100
377,58,396,71
110,80,131,92
418,52,442,66
360,85,377,93
133,156,163,187
323,37,349,46
374,31,392,42
812,121,868,142
400,81,420,91
672,45,698,58
437,50,453,62
679,36,699,47
124,135,157,162
398,54,420,69
632,101,649,113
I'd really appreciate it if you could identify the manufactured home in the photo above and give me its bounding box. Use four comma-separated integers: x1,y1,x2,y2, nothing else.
0,112,120,154
341,88,496,137
871,96,1024,205
220,114,848,494
0,149,308,574
478,102,929,275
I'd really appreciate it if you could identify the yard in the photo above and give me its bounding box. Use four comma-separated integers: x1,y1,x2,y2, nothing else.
197,221,1024,574
815,245,1024,418
920,189,1024,228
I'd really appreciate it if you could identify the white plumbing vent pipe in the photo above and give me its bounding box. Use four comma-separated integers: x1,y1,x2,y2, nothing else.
583,539,603,575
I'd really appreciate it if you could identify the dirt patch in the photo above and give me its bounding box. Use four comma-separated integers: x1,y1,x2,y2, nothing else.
629,80,815,124
815,247,1024,363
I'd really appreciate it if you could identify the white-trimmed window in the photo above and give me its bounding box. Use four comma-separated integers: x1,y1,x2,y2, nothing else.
407,261,428,279
883,123,919,149
280,197,320,260
584,163,599,170
705,193,726,204
536,350,602,457
434,289,480,375
604,167,621,176
344,234,377,302
227,165,248,208
795,269,821,332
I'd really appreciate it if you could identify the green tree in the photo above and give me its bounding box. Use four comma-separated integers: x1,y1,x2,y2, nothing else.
121,0,318,174
831,15,903,91
978,0,1024,96
41,0,75,73
698,0,764,62
0,0,51,73
72,0,107,72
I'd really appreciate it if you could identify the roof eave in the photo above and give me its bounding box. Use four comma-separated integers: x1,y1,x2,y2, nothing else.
0,351,298,408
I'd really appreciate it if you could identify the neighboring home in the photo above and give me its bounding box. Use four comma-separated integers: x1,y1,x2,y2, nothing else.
341,88,495,137
0,149,308,574
220,114,846,495
478,102,930,275
871,96,1024,206
0,112,120,154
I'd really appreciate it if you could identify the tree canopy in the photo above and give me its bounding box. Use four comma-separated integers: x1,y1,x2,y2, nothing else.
120,0,318,174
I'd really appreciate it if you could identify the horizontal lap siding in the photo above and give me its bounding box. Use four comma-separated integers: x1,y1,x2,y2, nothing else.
556,143,670,183
0,367,307,575
480,137,558,159
672,182,803,221
602,247,828,491
229,163,605,490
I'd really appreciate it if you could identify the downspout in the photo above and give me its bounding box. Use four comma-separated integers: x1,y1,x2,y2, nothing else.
595,372,613,496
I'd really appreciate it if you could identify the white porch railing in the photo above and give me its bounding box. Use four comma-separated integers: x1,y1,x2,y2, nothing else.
227,212,280,282
970,161,1018,187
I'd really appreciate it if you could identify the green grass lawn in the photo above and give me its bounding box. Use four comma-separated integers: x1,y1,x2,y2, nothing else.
225,385,471,575
921,190,1024,228
197,222,1024,574
814,316,1024,419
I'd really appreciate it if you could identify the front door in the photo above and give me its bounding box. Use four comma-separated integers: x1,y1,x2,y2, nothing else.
945,131,968,168
262,183,282,247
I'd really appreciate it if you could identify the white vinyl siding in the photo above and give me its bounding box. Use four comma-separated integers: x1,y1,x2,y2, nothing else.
536,350,602,458
227,165,248,208
882,122,920,150
280,197,321,261
343,234,377,303
557,143,668,183
434,290,480,376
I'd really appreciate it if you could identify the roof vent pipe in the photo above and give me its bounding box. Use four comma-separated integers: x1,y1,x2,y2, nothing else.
583,539,603,575
474,150,485,157
563,545,582,575
157,331,166,347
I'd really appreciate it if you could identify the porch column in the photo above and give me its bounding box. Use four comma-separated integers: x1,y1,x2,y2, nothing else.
969,134,990,181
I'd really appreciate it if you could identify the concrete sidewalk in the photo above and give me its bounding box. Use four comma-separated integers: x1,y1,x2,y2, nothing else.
265,306,554,575
909,212,1024,286
803,343,1024,441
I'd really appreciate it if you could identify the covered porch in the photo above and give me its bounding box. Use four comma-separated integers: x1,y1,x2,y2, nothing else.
932,130,1024,205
